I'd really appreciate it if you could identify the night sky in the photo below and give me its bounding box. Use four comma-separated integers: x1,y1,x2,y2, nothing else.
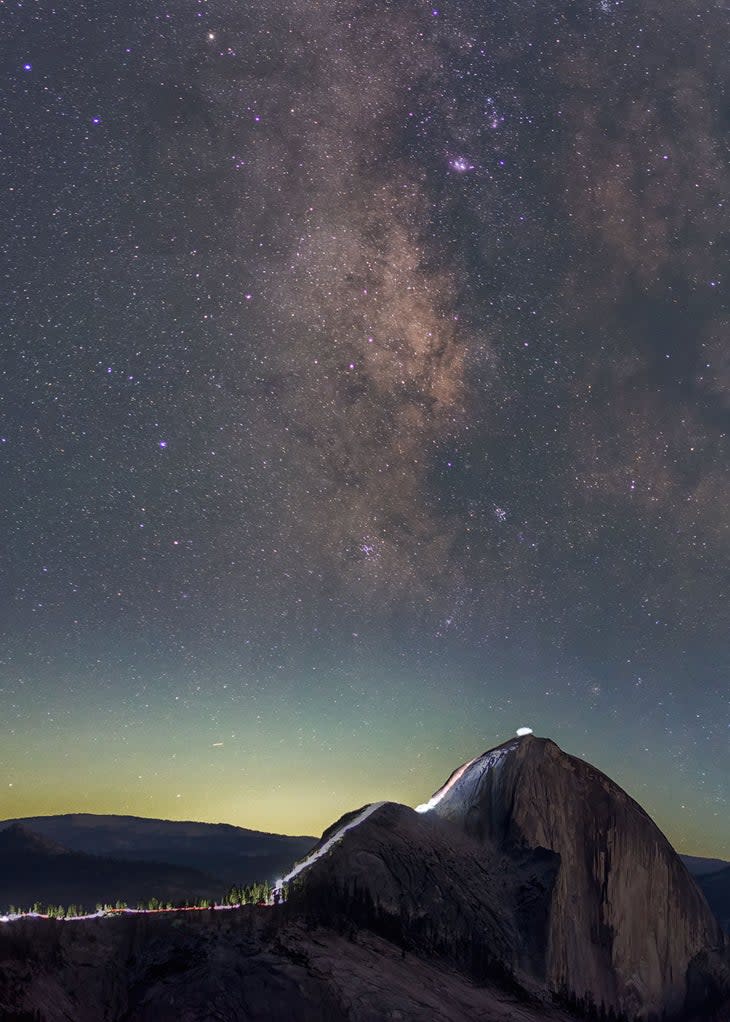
2,0,728,855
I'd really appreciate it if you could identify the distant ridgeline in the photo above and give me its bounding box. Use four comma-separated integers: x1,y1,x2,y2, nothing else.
0,816,315,915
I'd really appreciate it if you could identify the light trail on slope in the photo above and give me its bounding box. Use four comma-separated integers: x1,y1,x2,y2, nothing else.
415,741,520,813
414,752,483,814
1,804,390,923
0,904,252,924
273,800,386,892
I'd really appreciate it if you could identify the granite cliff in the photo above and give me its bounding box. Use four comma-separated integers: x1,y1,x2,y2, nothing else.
430,735,725,1018
291,735,727,1021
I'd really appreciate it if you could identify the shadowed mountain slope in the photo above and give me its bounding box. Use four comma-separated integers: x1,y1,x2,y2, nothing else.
0,814,316,888
696,867,730,934
683,857,730,878
0,824,219,910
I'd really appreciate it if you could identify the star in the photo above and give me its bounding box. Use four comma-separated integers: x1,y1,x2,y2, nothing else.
449,157,474,173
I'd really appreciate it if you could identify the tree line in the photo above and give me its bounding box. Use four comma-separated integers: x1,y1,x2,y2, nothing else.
3,880,287,919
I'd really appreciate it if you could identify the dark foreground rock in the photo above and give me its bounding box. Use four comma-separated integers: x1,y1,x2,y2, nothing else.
0,908,582,1022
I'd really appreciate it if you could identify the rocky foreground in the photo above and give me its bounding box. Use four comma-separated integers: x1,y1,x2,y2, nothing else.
0,907,588,1022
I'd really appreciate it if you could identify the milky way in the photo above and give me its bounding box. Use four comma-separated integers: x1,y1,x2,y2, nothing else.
1,0,728,851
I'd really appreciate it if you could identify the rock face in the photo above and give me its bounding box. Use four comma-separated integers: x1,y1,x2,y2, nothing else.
291,735,726,1021
429,735,725,1020
290,799,561,990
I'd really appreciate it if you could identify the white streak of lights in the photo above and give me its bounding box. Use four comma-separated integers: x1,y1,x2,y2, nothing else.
415,752,483,813
275,800,387,890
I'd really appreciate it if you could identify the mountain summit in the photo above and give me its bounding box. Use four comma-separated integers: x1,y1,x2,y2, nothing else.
426,734,725,1018
291,734,726,1021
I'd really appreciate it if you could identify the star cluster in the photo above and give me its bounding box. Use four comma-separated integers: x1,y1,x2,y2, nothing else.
1,0,727,852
